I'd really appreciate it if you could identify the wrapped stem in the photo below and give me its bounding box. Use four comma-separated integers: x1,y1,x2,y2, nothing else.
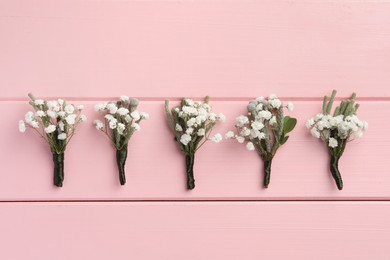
330,155,343,190
185,154,195,190
263,159,272,188
116,147,128,185
52,153,64,187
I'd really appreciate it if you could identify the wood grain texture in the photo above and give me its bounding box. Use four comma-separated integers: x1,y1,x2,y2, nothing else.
0,202,389,260
1,0,390,98
1,100,387,201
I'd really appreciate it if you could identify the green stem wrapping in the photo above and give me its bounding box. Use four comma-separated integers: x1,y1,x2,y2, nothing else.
330,155,343,190
116,147,128,185
263,159,272,188
185,154,195,190
52,153,64,187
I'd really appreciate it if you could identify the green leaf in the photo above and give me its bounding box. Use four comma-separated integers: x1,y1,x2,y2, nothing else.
283,117,297,134
280,135,289,145
164,100,175,131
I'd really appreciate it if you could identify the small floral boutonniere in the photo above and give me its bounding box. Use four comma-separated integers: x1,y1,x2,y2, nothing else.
165,97,225,189
306,90,368,190
94,96,149,185
18,93,87,187
226,95,296,188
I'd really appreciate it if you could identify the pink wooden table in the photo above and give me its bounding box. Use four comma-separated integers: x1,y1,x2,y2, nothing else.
1,0,389,259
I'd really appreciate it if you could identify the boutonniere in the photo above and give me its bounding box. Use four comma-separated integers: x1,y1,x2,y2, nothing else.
94,96,149,185
165,97,225,189
306,90,368,190
18,93,87,187
226,95,296,188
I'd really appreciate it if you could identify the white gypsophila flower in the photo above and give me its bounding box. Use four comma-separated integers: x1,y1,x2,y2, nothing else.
249,129,260,139
76,105,84,111
132,123,141,131
57,133,67,140
30,120,39,128
65,114,77,125
64,104,75,114
225,131,235,139
120,95,129,102
258,132,266,139
240,128,251,137
194,101,202,108
362,121,368,131
270,99,282,109
58,99,64,106
203,103,211,112
258,110,272,120
211,133,223,143
58,111,66,118
175,124,183,132
328,137,338,148
256,103,263,111
287,102,294,112
95,103,106,111
79,115,87,122
117,123,126,135
47,110,56,118
236,115,249,127
109,119,118,129
106,103,118,114
306,118,315,129
94,120,104,130
185,99,194,106
180,133,192,146
269,94,277,100
174,107,180,113
196,115,207,124
18,120,26,133
105,114,114,121
217,113,226,122
251,121,264,131
36,110,45,117
44,125,56,134
34,99,44,106
182,106,197,115
141,112,149,120
25,111,34,123
246,142,255,151
208,113,216,122
47,101,58,109
197,128,205,136
124,115,132,123
130,111,141,121
256,96,264,102
315,113,324,120
117,107,129,116
236,136,245,143
58,121,65,131
311,127,321,139
186,128,194,135
354,131,363,139
187,118,196,127
269,116,277,125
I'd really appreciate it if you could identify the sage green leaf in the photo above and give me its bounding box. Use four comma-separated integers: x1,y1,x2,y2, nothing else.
280,135,289,145
164,100,175,131
283,117,297,134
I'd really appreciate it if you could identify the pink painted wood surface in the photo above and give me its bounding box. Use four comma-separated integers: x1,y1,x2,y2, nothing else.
0,100,386,201
0,202,389,260
1,0,390,98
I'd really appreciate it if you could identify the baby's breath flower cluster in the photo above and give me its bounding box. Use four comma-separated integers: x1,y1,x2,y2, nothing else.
19,93,86,187
226,94,296,188
94,96,149,185
306,90,368,190
165,97,224,189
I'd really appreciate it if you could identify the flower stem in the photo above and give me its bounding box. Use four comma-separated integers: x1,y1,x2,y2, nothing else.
263,159,272,188
52,153,64,187
330,155,343,190
185,154,195,190
116,146,128,185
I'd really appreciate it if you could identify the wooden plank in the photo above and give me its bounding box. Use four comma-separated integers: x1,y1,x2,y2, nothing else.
1,100,388,201
0,202,389,260
1,0,390,98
